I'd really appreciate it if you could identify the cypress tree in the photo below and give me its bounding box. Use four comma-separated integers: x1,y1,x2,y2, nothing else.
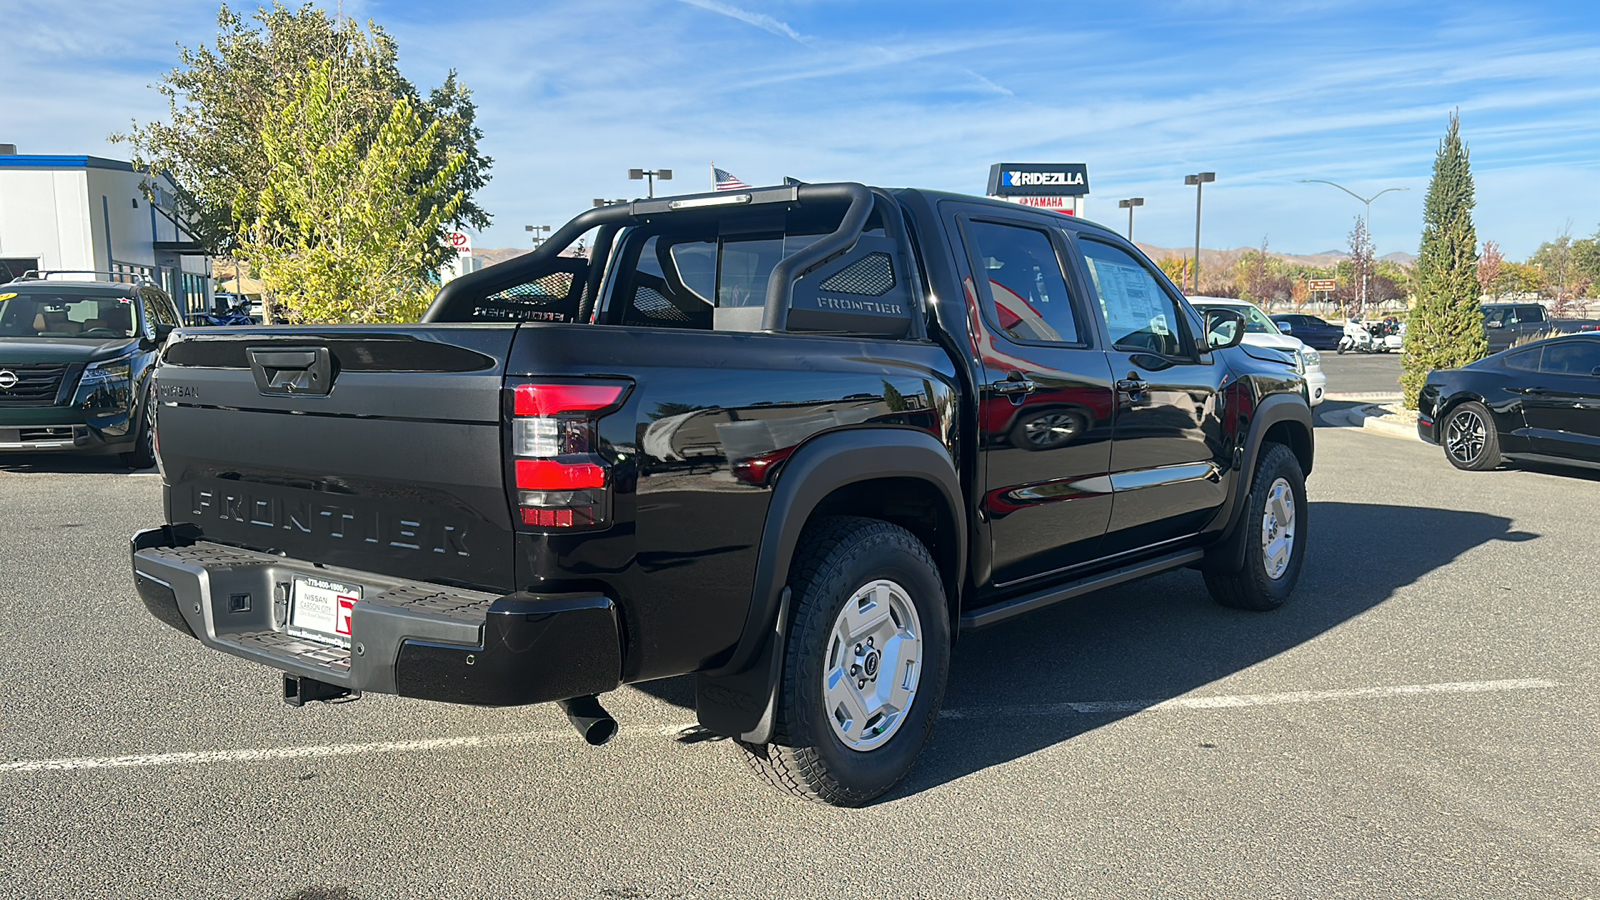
1402,111,1488,408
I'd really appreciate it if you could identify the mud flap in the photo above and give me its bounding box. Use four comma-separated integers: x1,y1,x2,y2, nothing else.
694,587,791,744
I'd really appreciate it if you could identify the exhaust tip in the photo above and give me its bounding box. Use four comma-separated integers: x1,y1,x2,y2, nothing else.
558,694,618,746
581,717,619,746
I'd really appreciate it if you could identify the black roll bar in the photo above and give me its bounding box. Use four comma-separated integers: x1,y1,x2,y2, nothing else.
422,182,878,328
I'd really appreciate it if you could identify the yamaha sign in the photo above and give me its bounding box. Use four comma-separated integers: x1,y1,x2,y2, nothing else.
987,163,1090,197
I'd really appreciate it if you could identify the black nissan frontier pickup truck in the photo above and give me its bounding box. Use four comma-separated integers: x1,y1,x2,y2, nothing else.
131,183,1313,806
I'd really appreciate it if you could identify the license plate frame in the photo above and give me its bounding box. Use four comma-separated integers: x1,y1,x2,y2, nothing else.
288,576,362,648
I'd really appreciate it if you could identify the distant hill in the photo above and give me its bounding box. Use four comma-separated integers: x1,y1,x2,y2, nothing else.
1134,243,1416,269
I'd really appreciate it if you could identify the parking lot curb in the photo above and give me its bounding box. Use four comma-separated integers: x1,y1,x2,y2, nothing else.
1339,404,1423,442
1324,391,1403,402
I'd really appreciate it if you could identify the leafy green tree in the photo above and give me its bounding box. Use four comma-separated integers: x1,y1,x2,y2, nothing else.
232,62,465,323
1402,112,1488,408
115,2,489,256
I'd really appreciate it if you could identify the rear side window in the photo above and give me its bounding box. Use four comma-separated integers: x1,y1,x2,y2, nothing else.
960,219,1083,345
1503,347,1541,371
1540,341,1600,375
1521,305,1546,323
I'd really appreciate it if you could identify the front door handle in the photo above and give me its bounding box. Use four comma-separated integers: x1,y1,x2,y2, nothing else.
1116,377,1148,399
991,376,1037,396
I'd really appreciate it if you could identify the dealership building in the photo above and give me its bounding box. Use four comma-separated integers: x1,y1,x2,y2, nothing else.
0,148,212,314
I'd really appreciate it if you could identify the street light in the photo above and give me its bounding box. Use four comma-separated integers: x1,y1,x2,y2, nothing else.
1299,179,1408,314
1118,197,1144,241
525,224,551,249
628,168,673,198
1184,172,1215,294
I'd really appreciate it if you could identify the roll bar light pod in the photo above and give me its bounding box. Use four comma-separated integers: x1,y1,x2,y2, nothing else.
422,183,880,329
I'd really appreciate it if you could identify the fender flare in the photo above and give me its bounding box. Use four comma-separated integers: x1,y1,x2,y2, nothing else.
695,427,964,743
1202,392,1314,574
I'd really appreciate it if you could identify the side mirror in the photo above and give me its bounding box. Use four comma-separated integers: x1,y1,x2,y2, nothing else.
1204,308,1247,350
1486,320,1503,329
147,322,176,347
1276,320,1293,333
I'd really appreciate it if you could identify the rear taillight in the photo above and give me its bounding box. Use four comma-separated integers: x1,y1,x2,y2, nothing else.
509,381,630,530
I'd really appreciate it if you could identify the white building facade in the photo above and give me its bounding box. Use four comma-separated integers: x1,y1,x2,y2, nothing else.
0,152,211,314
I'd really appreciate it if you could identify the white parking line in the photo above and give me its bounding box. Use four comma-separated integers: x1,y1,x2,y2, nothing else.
1,731,568,773
1,678,1561,775
937,678,1561,718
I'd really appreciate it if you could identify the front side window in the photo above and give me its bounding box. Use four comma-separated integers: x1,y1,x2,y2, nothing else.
1539,341,1600,376
962,219,1082,344
1080,239,1191,357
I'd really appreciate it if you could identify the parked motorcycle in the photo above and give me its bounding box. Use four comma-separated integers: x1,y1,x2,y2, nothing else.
1336,317,1405,354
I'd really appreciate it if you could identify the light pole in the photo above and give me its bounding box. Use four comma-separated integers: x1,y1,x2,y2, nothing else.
1118,197,1144,241
628,168,672,198
1299,179,1408,314
525,224,551,249
1184,172,1215,294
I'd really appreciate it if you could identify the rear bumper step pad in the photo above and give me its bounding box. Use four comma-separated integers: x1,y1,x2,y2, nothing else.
130,527,621,705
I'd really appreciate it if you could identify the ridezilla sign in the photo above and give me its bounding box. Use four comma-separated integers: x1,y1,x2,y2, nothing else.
986,163,1090,197
986,163,1090,216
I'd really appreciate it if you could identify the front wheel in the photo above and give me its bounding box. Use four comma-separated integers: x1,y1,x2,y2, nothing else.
1336,339,1349,355
121,385,157,470
739,516,950,806
1204,443,1307,611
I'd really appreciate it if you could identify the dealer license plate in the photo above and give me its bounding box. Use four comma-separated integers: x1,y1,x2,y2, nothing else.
288,576,362,648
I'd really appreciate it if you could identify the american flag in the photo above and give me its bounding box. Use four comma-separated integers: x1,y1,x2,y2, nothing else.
713,166,752,191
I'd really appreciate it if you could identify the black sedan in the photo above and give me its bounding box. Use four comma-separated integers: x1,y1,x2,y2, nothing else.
1418,333,1600,471
1270,313,1344,350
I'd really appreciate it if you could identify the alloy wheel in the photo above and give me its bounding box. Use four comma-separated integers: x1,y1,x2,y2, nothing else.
1446,409,1486,465
1260,477,1295,581
823,579,923,752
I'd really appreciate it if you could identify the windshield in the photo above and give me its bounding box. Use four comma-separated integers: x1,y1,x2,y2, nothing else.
1195,303,1278,334
0,290,139,339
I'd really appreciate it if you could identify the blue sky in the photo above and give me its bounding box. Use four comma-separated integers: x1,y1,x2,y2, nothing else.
5,0,1599,259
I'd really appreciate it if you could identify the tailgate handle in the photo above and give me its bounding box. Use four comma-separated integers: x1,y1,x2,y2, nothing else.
248,346,335,396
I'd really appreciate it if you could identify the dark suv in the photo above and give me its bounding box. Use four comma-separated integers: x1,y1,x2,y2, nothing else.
0,272,178,467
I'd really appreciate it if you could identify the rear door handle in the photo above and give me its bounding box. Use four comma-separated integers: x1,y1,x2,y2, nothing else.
991,376,1037,396
1116,377,1148,399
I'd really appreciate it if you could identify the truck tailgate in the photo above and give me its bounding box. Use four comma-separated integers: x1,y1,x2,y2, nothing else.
155,326,517,593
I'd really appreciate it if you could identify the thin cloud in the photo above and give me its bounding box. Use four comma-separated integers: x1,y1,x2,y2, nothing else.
674,0,810,45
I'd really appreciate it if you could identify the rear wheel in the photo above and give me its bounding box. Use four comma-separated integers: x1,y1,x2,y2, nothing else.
1204,443,1306,611
739,516,950,807
1442,401,1501,471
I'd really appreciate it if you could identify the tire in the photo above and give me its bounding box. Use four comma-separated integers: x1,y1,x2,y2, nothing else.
1204,443,1307,611
1442,401,1501,471
1335,340,1348,355
1010,409,1087,451
739,516,950,807
121,385,157,470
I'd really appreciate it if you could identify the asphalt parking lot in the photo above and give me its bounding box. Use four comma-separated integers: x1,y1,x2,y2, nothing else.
1317,350,1406,397
4,411,1599,898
